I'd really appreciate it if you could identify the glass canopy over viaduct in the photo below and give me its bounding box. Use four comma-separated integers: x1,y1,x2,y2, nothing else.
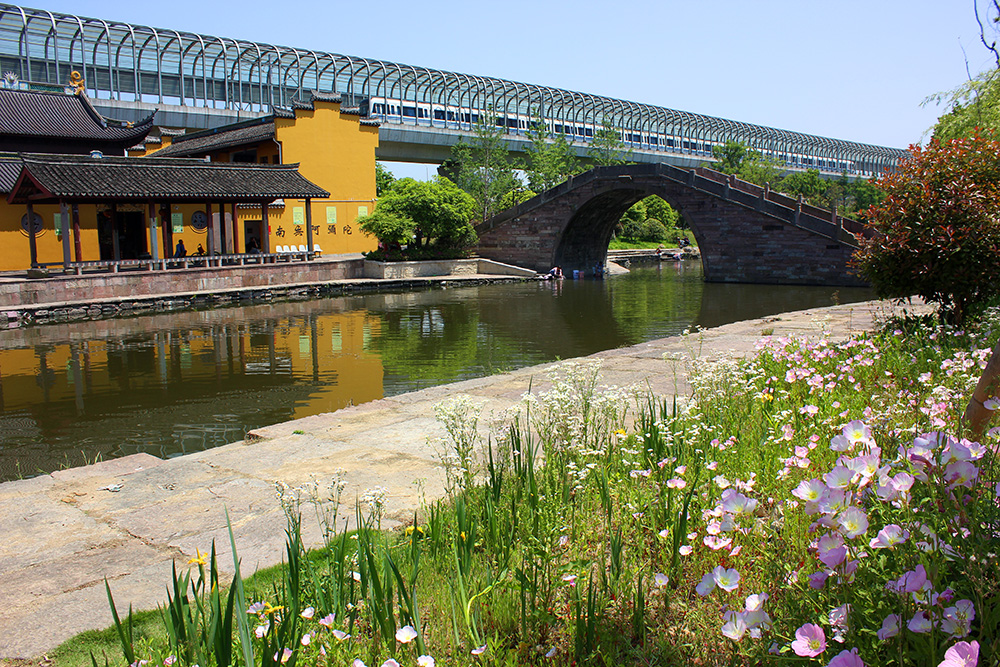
0,4,908,176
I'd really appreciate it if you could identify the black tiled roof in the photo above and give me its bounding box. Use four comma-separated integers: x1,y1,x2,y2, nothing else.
0,155,21,194
0,88,154,145
6,153,329,203
152,120,276,158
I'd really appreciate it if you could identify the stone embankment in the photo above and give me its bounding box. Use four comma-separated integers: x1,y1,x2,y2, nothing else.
0,255,535,326
0,298,929,658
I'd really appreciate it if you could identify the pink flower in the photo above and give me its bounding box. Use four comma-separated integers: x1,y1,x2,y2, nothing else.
876,614,900,640
712,565,741,592
828,648,865,667
824,466,854,489
908,611,933,634
941,600,975,638
837,507,869,539
791,623,826,657
890,564,927,593
817,534,847,568
696,571,716,596
869,525,908,549
827,648,865,667
792,478,825,502
720,612,748,641
939,640,979,667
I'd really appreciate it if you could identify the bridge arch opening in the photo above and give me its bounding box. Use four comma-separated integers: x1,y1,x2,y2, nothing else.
553,187,697,275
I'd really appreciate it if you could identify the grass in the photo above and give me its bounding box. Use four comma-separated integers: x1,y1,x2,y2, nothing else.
50,308,999,667
608,230,697,250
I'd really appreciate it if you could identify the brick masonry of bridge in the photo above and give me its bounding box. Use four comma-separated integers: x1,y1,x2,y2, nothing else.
0,297,931,658
477,164,868,287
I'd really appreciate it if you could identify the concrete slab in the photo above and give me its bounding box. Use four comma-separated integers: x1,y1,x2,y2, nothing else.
0,298,932,658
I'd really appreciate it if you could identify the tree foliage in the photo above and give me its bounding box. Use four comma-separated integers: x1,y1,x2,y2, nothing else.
710,140,883,218
450,108,519,222
926,70,1000,142
359,177,477,252
617,196,680,242
588,120,629,166
375,162,396,197
523,112,581,192
711,140,782,185
852,132,1000,324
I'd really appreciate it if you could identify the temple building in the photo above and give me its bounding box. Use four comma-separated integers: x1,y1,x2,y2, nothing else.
130,91,380,257
0,76,379,272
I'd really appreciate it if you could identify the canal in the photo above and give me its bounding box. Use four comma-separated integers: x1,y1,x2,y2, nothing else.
0,262,872,481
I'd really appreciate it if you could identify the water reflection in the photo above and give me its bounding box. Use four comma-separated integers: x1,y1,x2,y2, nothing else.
0,263,871,480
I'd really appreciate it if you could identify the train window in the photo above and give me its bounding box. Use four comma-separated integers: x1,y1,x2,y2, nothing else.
585,128,593,137
666,138,675,147
402,106,416,117
433,109,445,120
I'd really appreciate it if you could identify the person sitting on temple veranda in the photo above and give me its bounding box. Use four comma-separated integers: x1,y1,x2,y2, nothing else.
174,239,187,258
193,244,206,256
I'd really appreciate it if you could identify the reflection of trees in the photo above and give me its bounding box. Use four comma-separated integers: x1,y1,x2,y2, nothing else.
374,302,494,386
608,264,704,342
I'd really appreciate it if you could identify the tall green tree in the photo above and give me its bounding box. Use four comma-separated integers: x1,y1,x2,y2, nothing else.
451,108,520,221
358,176,477,250
710,140,782,185
523,111,580,192
588,120,629,166
926,70,1000,141
375,162,396,197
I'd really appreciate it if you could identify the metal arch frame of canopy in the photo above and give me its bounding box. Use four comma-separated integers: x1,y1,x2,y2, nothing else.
0,3,908,174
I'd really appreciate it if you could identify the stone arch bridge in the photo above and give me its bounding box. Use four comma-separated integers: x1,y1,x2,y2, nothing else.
475,163,869,286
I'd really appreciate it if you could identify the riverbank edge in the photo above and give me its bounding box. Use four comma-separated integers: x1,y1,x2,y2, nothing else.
0,297,931,659
1,272,535,326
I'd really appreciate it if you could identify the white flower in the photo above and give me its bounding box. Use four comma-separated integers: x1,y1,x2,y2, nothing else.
417,657,436,667
395,625,418,643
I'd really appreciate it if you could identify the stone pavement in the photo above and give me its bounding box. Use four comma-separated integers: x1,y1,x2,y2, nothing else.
0,298,929,658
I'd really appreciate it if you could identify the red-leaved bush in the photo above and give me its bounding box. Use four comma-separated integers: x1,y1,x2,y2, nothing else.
852,131,1000,324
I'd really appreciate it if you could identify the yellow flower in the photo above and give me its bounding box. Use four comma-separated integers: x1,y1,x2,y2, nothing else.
187,548,207,566
264,603,285,616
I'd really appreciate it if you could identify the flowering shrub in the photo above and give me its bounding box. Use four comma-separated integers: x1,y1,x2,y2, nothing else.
98,313,999,667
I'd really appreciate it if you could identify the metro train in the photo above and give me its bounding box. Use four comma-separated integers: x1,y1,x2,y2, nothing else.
368,97,858,174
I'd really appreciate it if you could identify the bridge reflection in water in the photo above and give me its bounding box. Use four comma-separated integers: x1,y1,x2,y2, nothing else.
0,264,872,481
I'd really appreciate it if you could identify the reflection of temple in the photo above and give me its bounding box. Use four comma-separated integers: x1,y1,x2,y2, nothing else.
0,305,383,480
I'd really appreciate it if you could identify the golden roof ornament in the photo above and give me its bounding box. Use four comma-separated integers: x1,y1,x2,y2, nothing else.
68,70,85,94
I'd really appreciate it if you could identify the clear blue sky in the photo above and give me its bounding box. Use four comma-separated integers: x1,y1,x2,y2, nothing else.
24,0,992,177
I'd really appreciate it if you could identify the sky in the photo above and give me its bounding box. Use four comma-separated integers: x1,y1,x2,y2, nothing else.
20,0,994,179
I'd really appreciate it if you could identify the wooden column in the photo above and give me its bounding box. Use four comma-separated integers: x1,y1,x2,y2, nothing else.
148,202,160,261
304,198,313,260
161,204,172,258
206,202,215,256
71,204,83,262
59,201,71,270
213,201,224,256
261,202,271,255
110,203,121,261
230,202,239,254
26,203,38,268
